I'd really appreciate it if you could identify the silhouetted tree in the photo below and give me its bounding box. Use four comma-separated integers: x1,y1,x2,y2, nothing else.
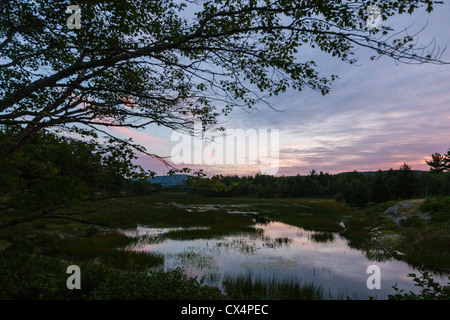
371,170,392,203
426,153,447,173
395,163,418,199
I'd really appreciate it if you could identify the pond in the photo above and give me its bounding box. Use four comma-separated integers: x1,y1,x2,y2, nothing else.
122,216,447,300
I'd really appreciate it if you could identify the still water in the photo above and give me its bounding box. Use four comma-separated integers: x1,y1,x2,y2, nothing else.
123,220,447,300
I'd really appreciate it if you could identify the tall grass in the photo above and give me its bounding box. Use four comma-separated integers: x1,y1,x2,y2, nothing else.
222,274,323,300
58,232,164,270
160,225,258,240
257,199,351,232
311,232,335,243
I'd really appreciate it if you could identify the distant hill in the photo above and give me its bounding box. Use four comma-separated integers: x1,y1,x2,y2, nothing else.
148,174,189,186
337,171,380,176
337,170,426,176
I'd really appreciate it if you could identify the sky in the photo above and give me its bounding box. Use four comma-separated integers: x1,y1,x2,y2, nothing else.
120,3,450,177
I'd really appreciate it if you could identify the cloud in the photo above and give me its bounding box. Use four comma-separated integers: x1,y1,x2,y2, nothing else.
214,5,450,176
125,4,450,176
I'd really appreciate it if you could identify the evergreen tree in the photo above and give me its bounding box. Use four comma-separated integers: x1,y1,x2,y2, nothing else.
444,149,450,171
395,163,418,199
426,153,447,173
371,170,391,203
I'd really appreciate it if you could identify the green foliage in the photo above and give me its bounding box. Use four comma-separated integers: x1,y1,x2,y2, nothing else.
365,200,399,216
341,178,371,208
0,226,223,300
420,196,450,223
389,271,450,300
0,128,156,224
400,215,425,227
1,130,94,211
418,196,450,227
371,170,392,203
395,163,419,199
0,250,222,300
88,268,224,300
0,252,68,299
57,232,164,270
188,174,233,197
399,224,450,271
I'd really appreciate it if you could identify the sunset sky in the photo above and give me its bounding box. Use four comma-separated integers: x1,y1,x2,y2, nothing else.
118,3,450,177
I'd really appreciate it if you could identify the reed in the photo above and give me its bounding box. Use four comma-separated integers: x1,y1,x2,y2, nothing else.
221,274,323,300
58,232,164,270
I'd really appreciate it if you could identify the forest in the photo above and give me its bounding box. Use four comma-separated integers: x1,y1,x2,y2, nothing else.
189,162,450,208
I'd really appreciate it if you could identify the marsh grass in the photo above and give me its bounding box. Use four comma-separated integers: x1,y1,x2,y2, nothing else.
160,224,258,240
60,195,449,272
58,232,164,270
63,195,355,237
68,194,258,230
254,199,351,232
311,232,335,243
400,226,450,272
222,274,323,300
168,251,218,271
3,193,448,300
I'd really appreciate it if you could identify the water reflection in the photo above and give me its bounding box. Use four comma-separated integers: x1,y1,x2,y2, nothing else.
123,221,447,300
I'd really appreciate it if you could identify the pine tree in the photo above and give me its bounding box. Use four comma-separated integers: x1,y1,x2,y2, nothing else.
444,149,450,171
371,170,391,203
426,153,446,173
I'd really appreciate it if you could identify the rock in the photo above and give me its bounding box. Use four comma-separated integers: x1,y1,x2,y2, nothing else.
384,200,420,216
383,200,431,226
416,212,432,220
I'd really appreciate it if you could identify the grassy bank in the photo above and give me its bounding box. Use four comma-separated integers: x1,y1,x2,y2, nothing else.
398,197,450,272
57,231,164,270
337,197,450,273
